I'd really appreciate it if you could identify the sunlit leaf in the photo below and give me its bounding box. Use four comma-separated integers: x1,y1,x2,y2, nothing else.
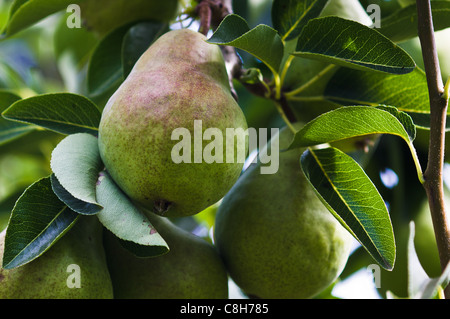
207,14,284,73
293,16,416,74
301,147,396,270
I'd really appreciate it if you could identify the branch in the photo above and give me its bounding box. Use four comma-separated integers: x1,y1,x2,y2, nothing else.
196,0,241,100
416,0,450,298
195,0,298,123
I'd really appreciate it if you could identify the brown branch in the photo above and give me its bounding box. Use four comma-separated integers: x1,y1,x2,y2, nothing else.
196,1,211,36
195,0,298,123
416,0,450,298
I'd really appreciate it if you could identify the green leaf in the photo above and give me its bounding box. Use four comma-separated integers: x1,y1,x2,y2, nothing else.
207,14,284,74
293,16,416,74
288,105,416,149
95,170,169,257
417,261,450,299
0,90,35,145
289,105,423,183
406,221,433,298
1,0,83,38
272,0,329,41
406,221,450,299
50,174,102,215
2,177,79,269
323,67,445,129
87,23,131,97
378,1,450,43
122,21,168,78
1,93,101,135
53,12,99,66
50,133,103,211
300,146,396,270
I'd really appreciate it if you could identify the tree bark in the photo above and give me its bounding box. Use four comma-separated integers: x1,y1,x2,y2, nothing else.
416,0,450,299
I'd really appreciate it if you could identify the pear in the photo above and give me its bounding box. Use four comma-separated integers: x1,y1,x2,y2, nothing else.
0,216,113,299
214,127,354,299
80,0,180,37
98,29,248,218
103,213,229,299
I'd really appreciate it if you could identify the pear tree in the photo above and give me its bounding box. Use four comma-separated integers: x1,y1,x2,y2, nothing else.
0,0,449,303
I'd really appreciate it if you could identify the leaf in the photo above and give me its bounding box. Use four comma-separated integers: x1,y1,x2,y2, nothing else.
1,93,101,135
1,0,83,38
207,14,284,74
289,105,423,183
271,0,329,41
300,147,396,270
406,221,450,299
417,261,450,299
53,12,99,66
0,90,35,145
87,23,131,97
122,21,168,78
378,1,450,43
288,105,416,149
323,67,446,129
50,133,103,211
95,170,169,257
50,174,102,215
2,177,79,269
406,221,432,298
293,16,416,74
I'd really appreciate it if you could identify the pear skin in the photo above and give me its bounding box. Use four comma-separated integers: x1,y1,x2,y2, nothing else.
0,216,113,299
98,29,248,218
214,127,353,299
104,213,229,299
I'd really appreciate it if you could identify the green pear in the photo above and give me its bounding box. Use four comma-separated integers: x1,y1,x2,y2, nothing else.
0,216,113,299
103,213,229,299
214,127,354,299
80,0,180,37
98,29,248,218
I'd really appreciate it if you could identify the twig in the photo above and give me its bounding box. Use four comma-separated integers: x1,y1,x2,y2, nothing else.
196,0,241,100
416,0,450,298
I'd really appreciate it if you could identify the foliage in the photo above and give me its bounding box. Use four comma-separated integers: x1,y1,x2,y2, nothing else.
0,0,449,299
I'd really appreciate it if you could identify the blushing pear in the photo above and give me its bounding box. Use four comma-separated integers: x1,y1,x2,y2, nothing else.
98,29,248,218
214,127,354,299
0,216,113,299
103,213,229,299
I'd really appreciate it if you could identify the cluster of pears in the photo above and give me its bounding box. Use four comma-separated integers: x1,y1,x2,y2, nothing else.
1,28,244,299
1,26,353,299
0,213,229,298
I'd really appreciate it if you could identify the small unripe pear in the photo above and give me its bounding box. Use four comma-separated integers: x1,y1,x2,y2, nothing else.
98,29,248,218
104,213,229,299
214,127,353,299
0,216,113,299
